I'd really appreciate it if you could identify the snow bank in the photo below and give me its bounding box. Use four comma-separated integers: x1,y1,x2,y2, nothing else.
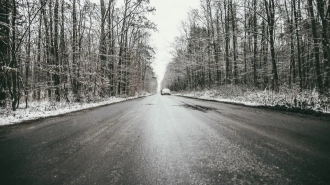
175,86,330,114
0,94,151,126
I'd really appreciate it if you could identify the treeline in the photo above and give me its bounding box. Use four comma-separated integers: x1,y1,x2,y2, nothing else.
0,0,157,111
163,0,330,95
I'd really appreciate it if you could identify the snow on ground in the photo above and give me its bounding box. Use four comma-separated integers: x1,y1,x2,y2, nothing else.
1,87,329,126
0,93,151,126
175,87,330,114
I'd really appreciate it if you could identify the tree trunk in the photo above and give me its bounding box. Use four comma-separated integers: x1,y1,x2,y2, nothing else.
231,1,238,85
108,0,115,96
41,0,51,100
308,0,323,93
60,0,68,102
261,20,268,89
293,0,303,91
0,0,10,107
243,0,247,85
48,0,54,100
54,0,60,101
316,0,330,90
11,0,18,111
284,0,294,88
224,0,230,85
206,0,213,89
264,0,279,92
72,0,78,96
118,0,129,96
215,9,221,84
253,0,258,87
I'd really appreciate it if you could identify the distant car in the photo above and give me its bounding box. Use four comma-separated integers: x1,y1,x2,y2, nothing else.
161,88,171,95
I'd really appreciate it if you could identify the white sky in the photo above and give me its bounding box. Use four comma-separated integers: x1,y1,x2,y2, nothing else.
147,0,201,90
90,0,201,90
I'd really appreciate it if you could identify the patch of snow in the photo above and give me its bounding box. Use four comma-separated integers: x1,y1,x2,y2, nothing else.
175,87,330,114
0,94,151,126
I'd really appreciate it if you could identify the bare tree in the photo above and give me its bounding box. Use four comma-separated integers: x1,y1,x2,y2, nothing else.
308,0,323,93
264,0,279,92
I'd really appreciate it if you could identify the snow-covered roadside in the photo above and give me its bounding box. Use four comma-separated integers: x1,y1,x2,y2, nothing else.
0,94,151,126
175,89,330,114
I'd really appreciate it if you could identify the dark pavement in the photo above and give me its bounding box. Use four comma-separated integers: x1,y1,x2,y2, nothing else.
1,95,330,184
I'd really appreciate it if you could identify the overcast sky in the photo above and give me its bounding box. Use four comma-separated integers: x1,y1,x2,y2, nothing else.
147,0,200,89
91,0,201,90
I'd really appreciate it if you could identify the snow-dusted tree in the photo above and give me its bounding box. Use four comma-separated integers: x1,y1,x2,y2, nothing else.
163,0,330,96
0,0,157,110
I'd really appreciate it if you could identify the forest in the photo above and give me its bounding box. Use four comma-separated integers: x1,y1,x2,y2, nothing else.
162,0,330,111
0,0,157,111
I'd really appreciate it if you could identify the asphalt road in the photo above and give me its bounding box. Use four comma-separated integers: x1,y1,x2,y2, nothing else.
1,95,330,185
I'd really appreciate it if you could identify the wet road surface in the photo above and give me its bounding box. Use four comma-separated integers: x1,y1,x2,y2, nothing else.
1,95,330,184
